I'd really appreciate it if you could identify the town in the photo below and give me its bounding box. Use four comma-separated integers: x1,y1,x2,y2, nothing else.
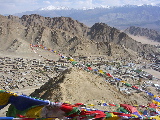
0,54,159,96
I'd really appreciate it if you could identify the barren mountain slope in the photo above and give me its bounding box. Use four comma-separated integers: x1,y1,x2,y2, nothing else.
126,34,160,46
124,26,160,43
30,68,153,111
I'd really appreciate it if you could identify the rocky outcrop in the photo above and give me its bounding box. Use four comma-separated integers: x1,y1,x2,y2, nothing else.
20,14,89,37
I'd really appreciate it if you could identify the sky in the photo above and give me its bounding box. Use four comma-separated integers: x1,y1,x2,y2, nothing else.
1,0,160,15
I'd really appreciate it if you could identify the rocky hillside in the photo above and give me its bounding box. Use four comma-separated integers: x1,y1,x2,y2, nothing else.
124,26,160,42
0,14,158,60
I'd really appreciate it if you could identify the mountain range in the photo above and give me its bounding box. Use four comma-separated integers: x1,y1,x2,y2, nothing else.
0,14,159,62
14,5,160,30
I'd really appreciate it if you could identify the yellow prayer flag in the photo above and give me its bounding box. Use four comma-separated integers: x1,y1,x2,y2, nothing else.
69,58,74,61
120,81,126,83
131,114,139,118
87,104,95,106
99,70,104,74
105,113,119,120
152,100,160,106
64,101,71,104
133,104,139,107
25,105,43,118
0,92,15,106
151,115,160,120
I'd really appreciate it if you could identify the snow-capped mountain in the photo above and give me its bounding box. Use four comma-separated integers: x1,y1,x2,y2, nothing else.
39,5,70,11
14,5,160,30
39,5,110,11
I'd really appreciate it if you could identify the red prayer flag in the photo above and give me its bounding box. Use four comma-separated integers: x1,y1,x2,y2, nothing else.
109,103,116,106
88,67,93,70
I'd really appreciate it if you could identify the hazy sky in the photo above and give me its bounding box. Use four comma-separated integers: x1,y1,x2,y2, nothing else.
1,0,160,15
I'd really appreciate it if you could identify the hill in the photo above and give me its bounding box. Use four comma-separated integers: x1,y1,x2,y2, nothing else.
124,26,160,43
30,68,155,111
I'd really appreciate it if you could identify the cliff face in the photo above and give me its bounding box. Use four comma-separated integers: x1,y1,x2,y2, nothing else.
0,14,158,60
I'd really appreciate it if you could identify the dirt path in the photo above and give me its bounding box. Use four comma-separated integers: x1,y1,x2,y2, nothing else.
127,34,160,46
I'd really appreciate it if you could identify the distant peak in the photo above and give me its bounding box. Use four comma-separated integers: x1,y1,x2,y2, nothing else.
39,5,70,11
38,5,110,11
121,4,160,7
38,4,160,11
